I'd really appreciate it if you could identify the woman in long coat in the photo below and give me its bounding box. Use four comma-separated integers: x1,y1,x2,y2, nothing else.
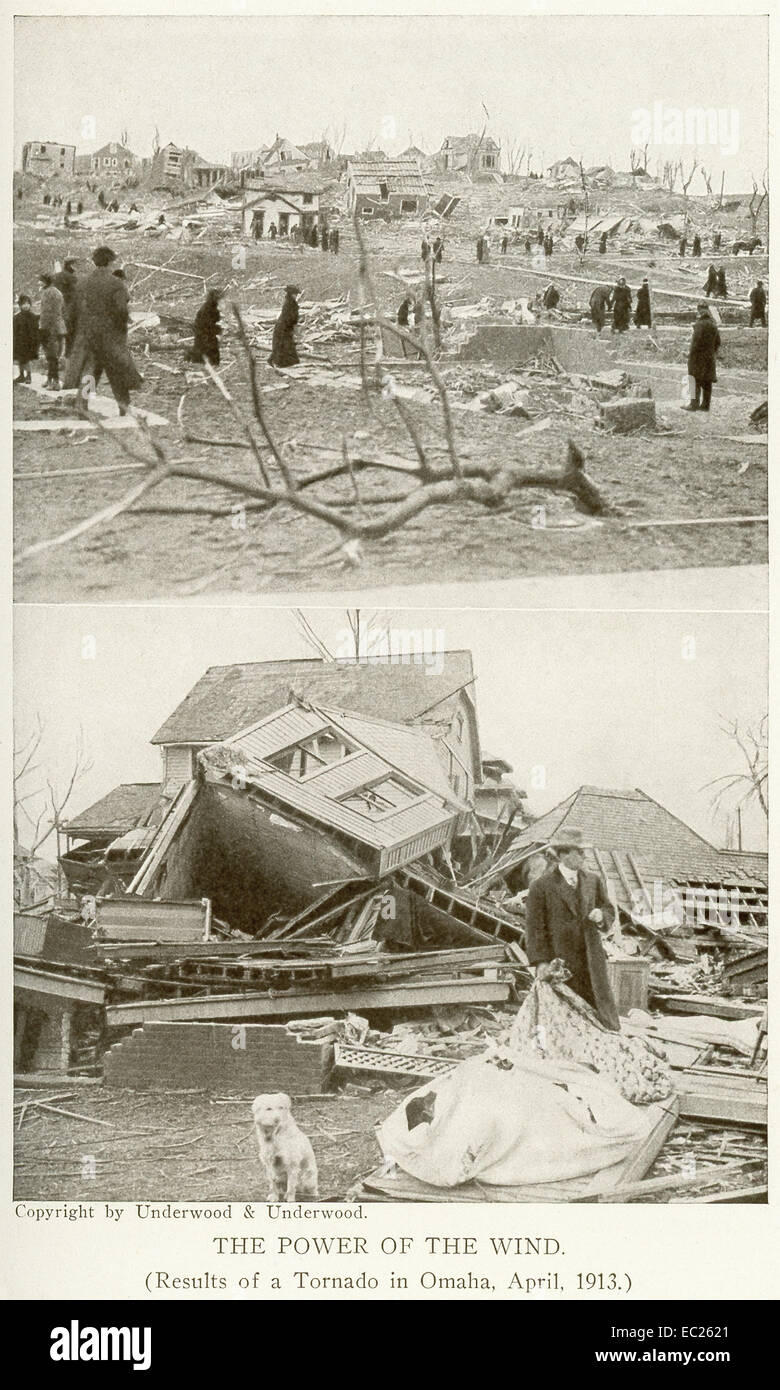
634,278,652,328
188,289,222,367
611,277,632,333
268,285,301,368
63,245,143,414
685,304,721,412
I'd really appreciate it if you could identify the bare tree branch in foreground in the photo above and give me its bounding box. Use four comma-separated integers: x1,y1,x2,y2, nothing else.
14,233,609,573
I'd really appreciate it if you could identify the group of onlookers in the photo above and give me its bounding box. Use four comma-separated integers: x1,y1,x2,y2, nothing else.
14,246,142,412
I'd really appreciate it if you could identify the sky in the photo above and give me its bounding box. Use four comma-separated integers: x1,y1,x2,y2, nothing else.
14,13,768,189
14,605,768,855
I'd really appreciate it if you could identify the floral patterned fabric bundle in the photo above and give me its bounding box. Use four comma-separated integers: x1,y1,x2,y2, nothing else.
510,960,673,1106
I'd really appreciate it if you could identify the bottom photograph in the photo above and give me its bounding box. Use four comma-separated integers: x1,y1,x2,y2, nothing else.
13,605,768,1204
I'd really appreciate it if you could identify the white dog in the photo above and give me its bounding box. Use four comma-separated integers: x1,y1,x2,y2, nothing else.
252,1093,319,1202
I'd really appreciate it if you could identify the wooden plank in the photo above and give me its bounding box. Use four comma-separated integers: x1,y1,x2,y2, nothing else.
650,993,765,1020
15,964,106,1004
96,938,337,960
680,1184,767,1204
106,977,512,1026
597,1157,763,1203
126,781,198,894
614,1096,680,1188
329,944,509,978
676,1074,767,1128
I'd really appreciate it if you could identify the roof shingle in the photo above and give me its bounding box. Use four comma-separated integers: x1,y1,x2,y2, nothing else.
151,654,476,747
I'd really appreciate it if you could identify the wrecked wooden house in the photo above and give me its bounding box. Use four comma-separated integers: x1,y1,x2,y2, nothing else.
468,784,768,992
345,158,430,219
127,700,469,928
435,134,502,179
15,653,529,1075
59,782,164,895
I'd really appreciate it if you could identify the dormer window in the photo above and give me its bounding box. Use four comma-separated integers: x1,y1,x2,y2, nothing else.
268,728,358,779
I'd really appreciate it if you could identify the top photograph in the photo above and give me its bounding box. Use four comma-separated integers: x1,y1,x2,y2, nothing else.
12,12,768,606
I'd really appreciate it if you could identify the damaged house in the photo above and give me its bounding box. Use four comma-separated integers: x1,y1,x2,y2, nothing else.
21,140,76,179
127,699,468,931
149,142,208,189
435,134,502,179
473,785,768,952
14,652,530,1079
345,158,430,218
90,141,140,175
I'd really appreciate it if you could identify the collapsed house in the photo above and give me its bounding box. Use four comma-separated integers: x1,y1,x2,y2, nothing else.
15,653,528,1069
148,142,209,189
13,660,767,1199
345,158,430,218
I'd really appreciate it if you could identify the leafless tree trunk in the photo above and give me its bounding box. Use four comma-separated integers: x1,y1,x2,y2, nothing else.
702,715,768,824
14,718,93,906
578,160,590,261
748,174,768,238
504,136,527,177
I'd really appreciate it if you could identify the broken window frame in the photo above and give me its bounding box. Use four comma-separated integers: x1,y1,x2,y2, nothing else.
266,727,362,782
337,773,430,821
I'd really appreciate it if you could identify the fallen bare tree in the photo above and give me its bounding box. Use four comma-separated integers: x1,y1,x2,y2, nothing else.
14,224,609,575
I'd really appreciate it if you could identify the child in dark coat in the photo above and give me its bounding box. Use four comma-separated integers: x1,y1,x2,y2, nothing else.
13,294,39,383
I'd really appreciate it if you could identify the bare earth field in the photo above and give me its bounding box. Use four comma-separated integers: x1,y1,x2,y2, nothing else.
13,222,768,601
13,1086,392,1203
14,1083,766,1204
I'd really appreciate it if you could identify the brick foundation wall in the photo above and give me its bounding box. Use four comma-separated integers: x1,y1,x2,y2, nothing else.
103,1022,333,1095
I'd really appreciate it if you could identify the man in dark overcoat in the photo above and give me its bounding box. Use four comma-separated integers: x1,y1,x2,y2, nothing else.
64,246,143,415
524,828,620,1030
684,303,721,412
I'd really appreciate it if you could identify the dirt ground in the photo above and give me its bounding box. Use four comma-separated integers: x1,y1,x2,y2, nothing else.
13,1081,766,1204
13,1083,395,1202
13,222,768,601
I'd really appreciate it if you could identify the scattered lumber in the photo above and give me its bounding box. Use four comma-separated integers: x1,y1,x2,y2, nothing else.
597,1156,764,1203
676,1068,767,1128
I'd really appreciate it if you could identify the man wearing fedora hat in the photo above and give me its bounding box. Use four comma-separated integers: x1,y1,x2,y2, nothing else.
524,828,620,1030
